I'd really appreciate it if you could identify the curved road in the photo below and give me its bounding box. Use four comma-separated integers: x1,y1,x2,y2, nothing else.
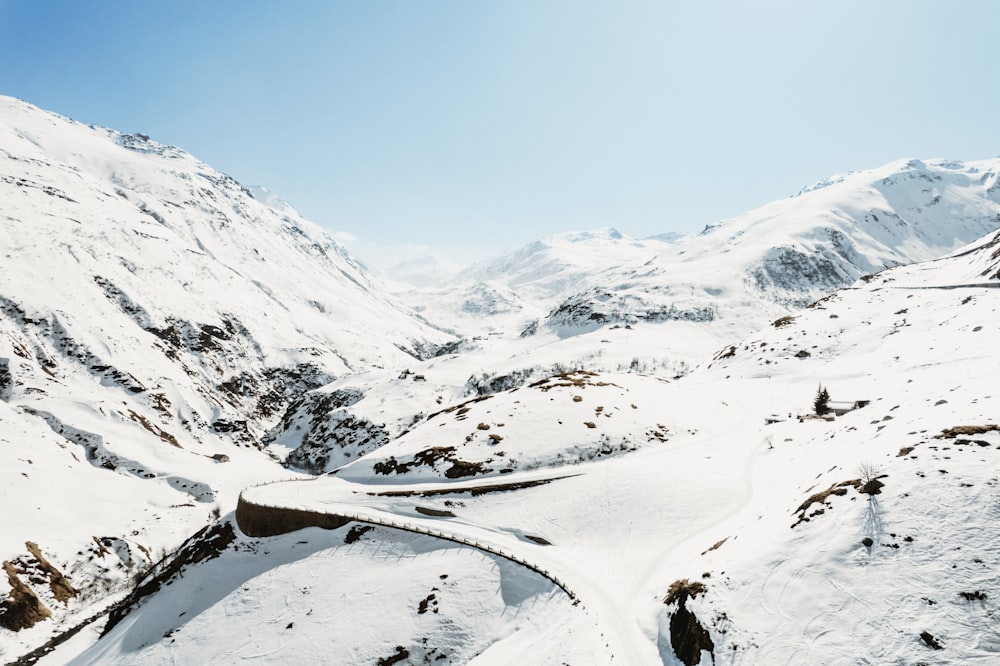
239,394,756,664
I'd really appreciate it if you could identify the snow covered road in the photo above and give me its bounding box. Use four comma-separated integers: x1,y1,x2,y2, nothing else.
241,388,758,663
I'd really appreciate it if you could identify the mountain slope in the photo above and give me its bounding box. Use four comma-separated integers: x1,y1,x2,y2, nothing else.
533,158,1000,334
277,159,1000,477
0,95,453,657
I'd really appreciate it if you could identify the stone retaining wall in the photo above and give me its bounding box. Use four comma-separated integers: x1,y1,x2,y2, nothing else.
235,495,350,537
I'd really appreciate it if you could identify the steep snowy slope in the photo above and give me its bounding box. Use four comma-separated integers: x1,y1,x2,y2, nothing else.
0,96,453,657
76,227,1000,665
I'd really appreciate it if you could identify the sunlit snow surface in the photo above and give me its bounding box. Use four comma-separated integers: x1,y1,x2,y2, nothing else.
80,230,1000,665
2,94,999,664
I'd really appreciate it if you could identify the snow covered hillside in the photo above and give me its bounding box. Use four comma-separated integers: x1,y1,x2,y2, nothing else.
72,225,1000,664
283,159,1000,478
4,93,1000,665
513,158,1000,338
0,96,453,659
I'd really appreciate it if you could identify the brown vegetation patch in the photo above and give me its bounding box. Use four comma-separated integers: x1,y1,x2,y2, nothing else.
860,478,885,495
426,395,493,421
935,424,999,439
25,542,77,604
92,536,111,558
664,579,707,606
955,438,992,447
0,561,52,632
529,370,618,392
126,409,181,448
701,537,728,555
792,480,861,527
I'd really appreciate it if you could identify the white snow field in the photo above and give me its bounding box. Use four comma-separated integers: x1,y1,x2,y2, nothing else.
1,95,999,664
78,228,1000,665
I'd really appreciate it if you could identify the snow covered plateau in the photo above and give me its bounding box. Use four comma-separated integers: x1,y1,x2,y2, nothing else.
1,96,999,665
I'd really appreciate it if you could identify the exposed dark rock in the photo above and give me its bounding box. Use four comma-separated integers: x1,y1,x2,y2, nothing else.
344,525,373,544
920,631,943,650
663,579,714,666
377,646,410,666
414,506,456,517
0,357,10,400
103,522,237,635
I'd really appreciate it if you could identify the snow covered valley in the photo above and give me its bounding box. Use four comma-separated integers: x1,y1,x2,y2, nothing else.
2,96,1000,665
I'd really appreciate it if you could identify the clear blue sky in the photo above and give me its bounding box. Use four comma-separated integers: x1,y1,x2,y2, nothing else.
2,1,998,267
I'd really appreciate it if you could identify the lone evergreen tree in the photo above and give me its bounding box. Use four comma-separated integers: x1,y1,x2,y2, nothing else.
814,384,831,415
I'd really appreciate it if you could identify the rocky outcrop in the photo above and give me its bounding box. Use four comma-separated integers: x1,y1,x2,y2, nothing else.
0,562,51,632
662,579,714,666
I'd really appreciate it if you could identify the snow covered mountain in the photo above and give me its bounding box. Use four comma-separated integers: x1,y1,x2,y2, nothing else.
529,158,1000,333
456,227,672,299
279,159,1000,476
4,93,1000,665
0,96,453,657
73,225,1000,665
407,161,1000,340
